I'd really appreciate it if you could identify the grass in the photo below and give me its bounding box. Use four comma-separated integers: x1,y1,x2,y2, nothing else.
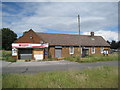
1,50,16,62
64,52,119,63
2,66,118,88
1,50,119,63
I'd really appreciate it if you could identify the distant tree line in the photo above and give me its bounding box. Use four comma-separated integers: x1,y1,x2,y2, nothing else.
107,40,120,49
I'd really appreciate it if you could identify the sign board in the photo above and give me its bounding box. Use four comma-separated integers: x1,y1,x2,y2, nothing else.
44,50,48,55
12,43,49,48
12,48,17,56
34,54,43,60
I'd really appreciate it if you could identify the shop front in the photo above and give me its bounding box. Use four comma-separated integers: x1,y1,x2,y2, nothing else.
12,43,49,60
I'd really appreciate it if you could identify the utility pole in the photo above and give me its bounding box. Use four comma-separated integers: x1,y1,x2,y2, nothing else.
78,14,80,35
78,14,81,61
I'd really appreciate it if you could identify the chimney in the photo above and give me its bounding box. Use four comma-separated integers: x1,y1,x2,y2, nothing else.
90,32,94,37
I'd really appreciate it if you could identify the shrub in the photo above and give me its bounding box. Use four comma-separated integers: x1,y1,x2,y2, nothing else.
7,57,16,62
2,50,16,62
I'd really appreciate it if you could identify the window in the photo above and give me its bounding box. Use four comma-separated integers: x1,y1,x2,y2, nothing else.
81,47,82,54
91,47,95,54
69,46,74,54
29,35,33,39
101,47,104,53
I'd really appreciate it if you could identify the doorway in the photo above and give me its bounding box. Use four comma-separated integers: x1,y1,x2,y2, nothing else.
82,48,89,57
55,48,62,58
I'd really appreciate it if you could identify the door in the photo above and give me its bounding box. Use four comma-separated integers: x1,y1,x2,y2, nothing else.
18,48,33,59
55,48,62,58
82,48,89,57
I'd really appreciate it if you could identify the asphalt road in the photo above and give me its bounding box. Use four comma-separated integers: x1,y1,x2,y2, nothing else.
2,60,118,74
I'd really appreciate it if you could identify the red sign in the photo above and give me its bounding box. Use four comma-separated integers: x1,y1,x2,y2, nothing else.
19,44,29,47
12,43,48,48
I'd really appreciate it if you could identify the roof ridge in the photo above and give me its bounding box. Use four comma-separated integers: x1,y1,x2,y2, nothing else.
36,32,100,37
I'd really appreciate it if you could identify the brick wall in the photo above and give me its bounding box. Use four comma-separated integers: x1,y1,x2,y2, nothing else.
48,46,110,58
15,30,42,43
48,46,55,58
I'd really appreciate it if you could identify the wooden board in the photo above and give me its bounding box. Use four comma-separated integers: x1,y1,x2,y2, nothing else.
33,49,43,54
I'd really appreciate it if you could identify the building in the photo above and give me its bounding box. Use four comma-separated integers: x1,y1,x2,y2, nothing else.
12,29,110,60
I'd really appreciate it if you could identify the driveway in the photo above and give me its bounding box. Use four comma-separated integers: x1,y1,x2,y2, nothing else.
2,60,118,74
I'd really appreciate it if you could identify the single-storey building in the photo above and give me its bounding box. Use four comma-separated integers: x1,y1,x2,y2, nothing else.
12,29,110,60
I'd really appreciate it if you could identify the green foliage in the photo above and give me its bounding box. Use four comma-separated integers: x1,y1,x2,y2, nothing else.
107,40,120,49
2,66,118,88
64,56,81,62
1,28,17,50
2,50,16,62
0,30,2,50
64,53,118,63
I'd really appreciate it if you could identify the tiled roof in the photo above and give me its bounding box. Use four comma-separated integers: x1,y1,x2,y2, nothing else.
36,33,110,46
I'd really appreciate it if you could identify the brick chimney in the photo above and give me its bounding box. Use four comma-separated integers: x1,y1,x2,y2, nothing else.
90,32,94,37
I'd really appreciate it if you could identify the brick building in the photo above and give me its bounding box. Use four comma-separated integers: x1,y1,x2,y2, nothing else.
12,29,110,60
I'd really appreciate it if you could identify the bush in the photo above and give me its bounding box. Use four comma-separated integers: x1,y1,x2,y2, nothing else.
7,57,16,62
2,50,16,62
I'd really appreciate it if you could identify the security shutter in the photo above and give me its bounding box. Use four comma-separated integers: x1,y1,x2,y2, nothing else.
18,48,33,59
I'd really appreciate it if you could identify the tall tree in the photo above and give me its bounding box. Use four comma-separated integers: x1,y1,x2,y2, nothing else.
110,40,118,49
1,28,17,50
116,41,120,49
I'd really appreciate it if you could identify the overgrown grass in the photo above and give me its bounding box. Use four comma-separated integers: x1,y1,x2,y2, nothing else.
64,52,119,63
2,66,118,88
1,50,16,62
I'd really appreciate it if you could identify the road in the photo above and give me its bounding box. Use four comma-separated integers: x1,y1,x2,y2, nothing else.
2,60,118,74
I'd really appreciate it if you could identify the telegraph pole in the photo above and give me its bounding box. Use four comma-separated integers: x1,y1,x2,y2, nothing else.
78,15,80,35
78,14,81,61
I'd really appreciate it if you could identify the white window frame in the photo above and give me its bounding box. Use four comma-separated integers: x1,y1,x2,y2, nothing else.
101,47,104,53
91,47,95,54
69,46,74,54
81,47,82,54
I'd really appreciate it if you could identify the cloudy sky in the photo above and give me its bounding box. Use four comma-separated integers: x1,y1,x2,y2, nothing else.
2,1,118,41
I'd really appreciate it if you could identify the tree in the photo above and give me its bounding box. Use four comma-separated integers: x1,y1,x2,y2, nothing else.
118,41,120,49
110,40,118,49
1,28,17,50
0,30,2,50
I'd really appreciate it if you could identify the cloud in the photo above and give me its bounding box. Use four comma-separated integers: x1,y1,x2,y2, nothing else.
82,30,118,41
2,2,118,41
2,0,119,2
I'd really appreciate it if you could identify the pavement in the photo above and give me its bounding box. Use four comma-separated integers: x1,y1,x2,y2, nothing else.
1,60,118,74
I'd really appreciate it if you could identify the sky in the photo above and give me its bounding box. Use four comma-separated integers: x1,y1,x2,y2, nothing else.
1,1,119,41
